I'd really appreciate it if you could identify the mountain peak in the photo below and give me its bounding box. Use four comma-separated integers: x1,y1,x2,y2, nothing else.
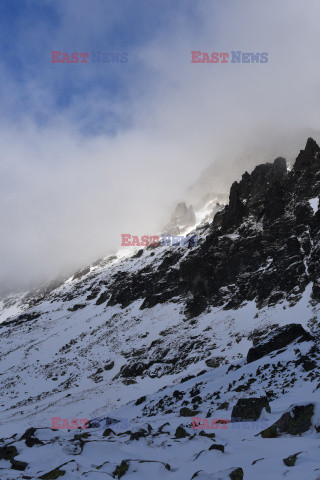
292,136,320,172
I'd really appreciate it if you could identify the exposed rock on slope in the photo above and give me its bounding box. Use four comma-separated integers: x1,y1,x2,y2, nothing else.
259,403,315,437
246,323,313,363
231,397,270,421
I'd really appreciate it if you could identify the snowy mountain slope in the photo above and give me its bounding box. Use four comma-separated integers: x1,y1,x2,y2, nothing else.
1,138,320,479
1,297,320,479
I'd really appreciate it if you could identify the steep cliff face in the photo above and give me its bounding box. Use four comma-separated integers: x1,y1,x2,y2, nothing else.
191,137,320,310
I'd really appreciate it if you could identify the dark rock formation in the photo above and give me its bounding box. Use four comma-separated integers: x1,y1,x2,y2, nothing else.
20,427,44,447
205,356,226,368
135,395,146,406
174,426,190,438
102,428,115,437
231,397,270,421
247,324,313,363
67,303,86,312
229,468,244,480
0,445,18,460
199,430,215,439
39,465,66,479
259,404,314,437
283,452,301,467
118,362,149,378
104,360,114,371
130,429,147,441
179,407,199,417
113,460,129,479
10,459,28,471
209,443,224,453
95,291,109,305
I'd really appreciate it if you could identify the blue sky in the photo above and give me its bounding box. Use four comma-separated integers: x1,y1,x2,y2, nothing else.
0,0,205,134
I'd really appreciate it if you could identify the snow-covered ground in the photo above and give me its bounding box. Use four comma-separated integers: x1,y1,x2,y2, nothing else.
1,197,320,479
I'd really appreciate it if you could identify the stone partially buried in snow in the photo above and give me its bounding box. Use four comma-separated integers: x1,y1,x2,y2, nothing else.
191,467,243,479
180,407,199,417
20,427,44,447
205,356,226,368
247,323,313,363
231,397,270,421
174,425,190,438
0,445,18,460
259,403,314,438
10,459,28,471
208,443,224,453
229,468,244,480
39,466,66,479
283,452,301,467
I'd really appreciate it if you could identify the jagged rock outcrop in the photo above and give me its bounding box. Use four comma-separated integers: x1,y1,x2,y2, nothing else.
219,156,287,230
101,138,320,317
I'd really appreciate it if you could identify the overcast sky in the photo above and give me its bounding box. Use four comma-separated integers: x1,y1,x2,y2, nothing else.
1,0,320,291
